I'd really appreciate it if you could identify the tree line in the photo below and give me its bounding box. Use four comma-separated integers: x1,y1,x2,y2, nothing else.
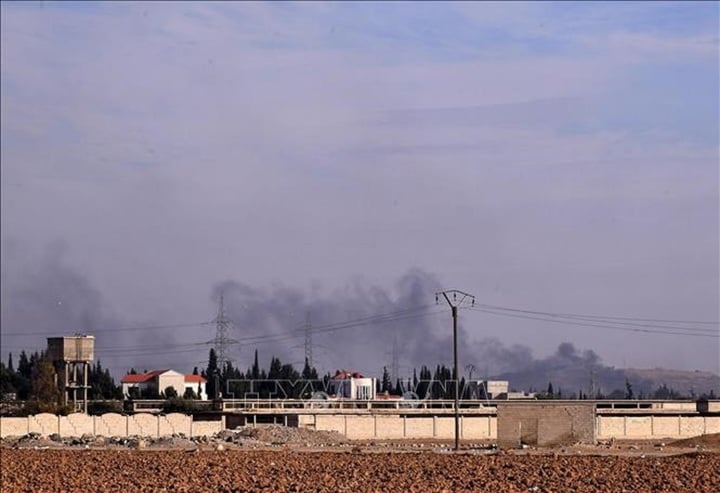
1,348,715,407
0,350,122,414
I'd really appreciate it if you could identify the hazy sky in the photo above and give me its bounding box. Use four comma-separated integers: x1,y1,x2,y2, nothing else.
1,2,718,380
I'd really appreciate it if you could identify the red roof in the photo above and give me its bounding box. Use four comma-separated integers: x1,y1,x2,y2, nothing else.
121,373,150,384
120,369,172,384
332,370,364,379
184,374,207,383
121,370,206,384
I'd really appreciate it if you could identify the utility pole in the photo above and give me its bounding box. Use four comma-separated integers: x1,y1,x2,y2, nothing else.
436,289,475,451
391,335,400,389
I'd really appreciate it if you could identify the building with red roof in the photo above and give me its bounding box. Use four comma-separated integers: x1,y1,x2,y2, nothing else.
121,369,208,400
328,369,376,400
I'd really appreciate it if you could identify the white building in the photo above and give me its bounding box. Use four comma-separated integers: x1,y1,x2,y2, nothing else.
327,370,377,400
121,369,208,400
467,380,510,399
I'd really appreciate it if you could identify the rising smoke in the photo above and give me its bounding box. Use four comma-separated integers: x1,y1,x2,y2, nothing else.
210,269,622,392
0,242,180,377
1,249,642,392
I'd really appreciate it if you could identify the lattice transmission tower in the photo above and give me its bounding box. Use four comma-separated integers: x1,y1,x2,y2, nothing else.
212,294,238,370
304,312,313,369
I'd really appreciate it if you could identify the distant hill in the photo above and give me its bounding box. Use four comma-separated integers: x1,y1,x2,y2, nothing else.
623,368,720,397
493,366,720,398
484,342,719,398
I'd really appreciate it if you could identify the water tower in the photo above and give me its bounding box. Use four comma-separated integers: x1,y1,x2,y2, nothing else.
46,335,95,413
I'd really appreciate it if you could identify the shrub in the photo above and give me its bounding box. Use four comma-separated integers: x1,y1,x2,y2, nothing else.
87,400,123,415
162,398,198,414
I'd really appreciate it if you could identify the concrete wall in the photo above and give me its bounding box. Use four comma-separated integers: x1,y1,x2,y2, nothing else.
159,413,192,436
597,415,720,439
497,403,596,448
1,417,28,437
4,411,719,442
0,414,223,439
59,413,94,437
127,413,157,437
95,413,127,437
191,419,225,437
306,414,496,440
28,413,59,436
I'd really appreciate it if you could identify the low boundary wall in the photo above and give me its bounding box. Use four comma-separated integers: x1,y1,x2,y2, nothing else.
299,414,496,440
596,415,720,440
0,413,224,439
3,410,719,442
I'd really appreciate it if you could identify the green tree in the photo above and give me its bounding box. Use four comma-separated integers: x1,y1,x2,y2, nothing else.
163,386,178,399
30,355,62,413
205,348,219,399
250,349,260,380
301,357,318,380
624,378,634,400
381,366,392,393
393,378,403,396
280,363,299,380
15,350,33,399
268,356,283,379
88,361,122,399
0,360,17,397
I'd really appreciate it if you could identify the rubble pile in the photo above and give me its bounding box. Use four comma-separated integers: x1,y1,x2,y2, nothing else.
1,424,348,450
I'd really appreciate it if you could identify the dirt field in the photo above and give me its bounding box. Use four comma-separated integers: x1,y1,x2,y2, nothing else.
2,429,719,492
1,448,718,492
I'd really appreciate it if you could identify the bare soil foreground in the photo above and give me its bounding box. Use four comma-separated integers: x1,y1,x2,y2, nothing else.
1,448,718,493
2,429,720,492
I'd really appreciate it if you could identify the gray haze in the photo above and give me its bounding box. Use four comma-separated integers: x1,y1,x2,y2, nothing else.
1,3,718,380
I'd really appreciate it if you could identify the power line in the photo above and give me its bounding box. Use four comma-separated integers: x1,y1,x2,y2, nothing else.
3,305,435,341
468,306,720,338
96,341,210,353
96,347,207,359
2,321,213,337
86,305,442,359
474,303,719,328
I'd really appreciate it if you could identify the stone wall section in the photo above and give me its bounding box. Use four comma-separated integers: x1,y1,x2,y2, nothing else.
0,417,28,437
2,410,719,441
403,416,434,439
58,413,94,437
159,413,192,436
497,403,596,448
596,416,720,439
127,413,158,437
28,413,58,436
95,413,127,437
190,419,224,438
1,413,224,439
